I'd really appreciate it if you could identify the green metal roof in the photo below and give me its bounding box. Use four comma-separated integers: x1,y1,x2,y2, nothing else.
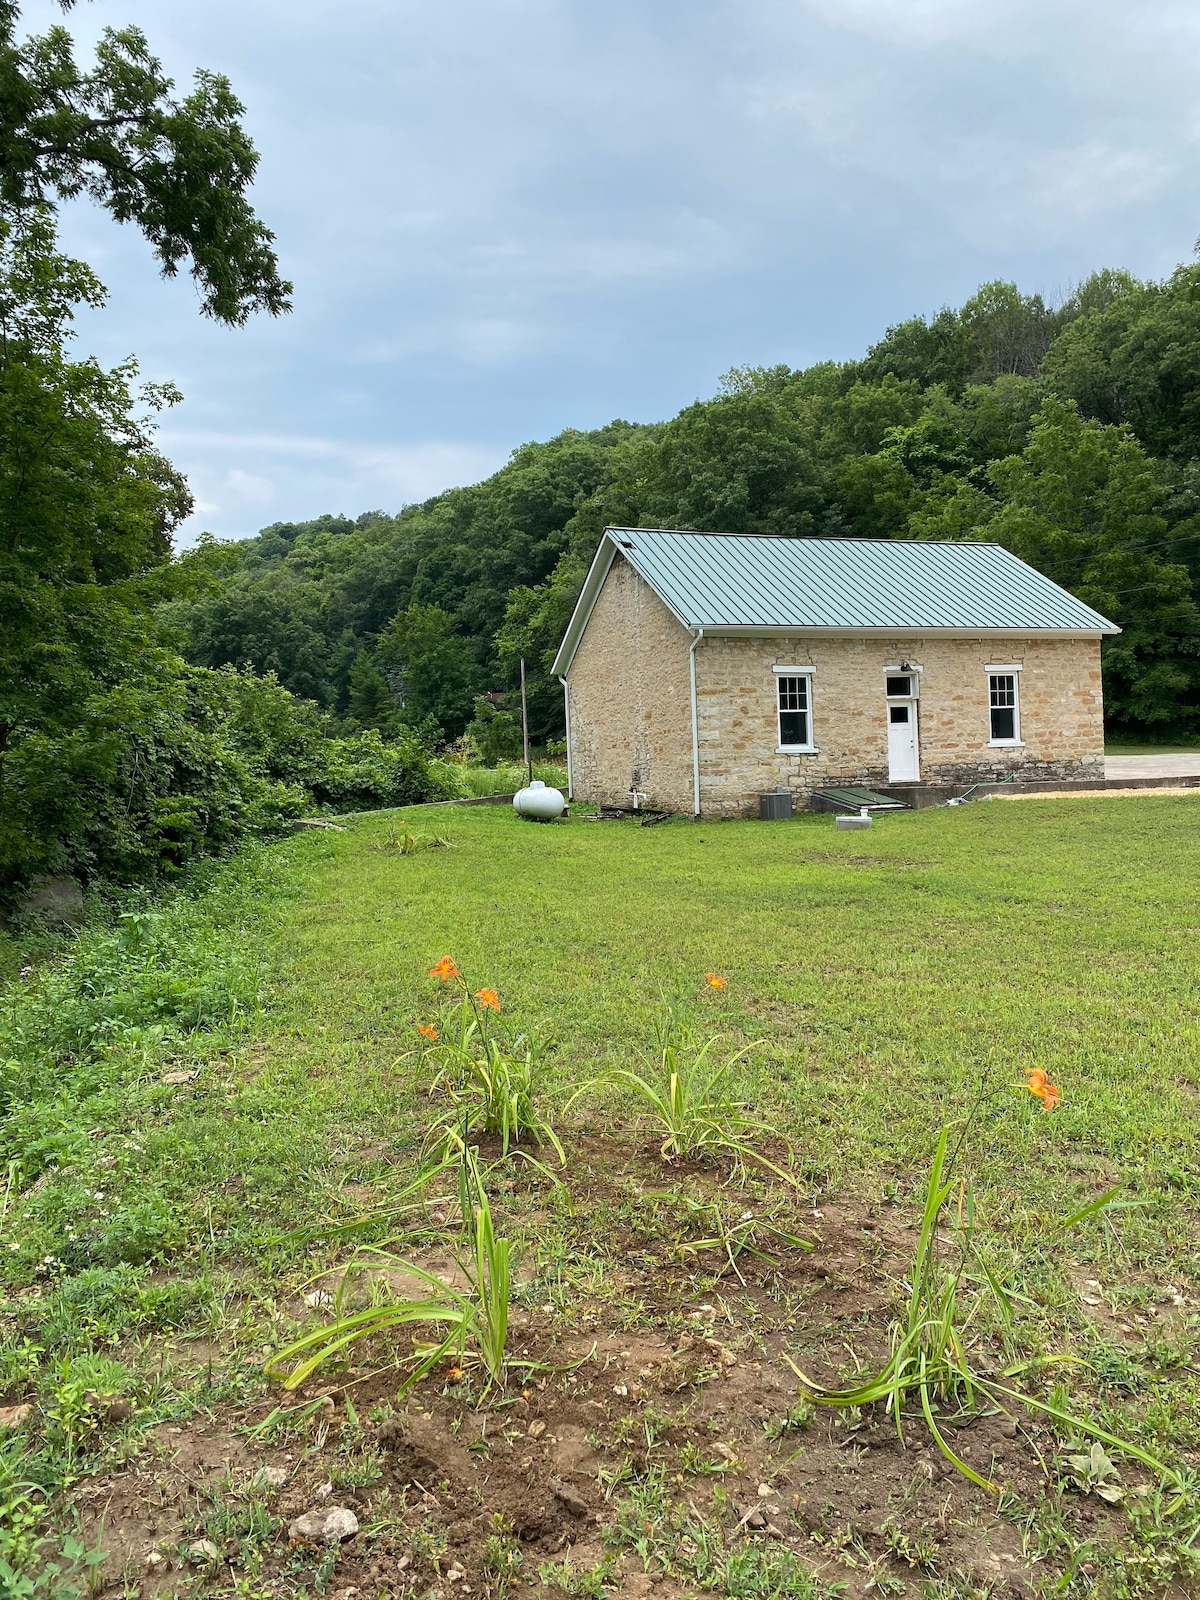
614,528,1117,631
552,528,1118,676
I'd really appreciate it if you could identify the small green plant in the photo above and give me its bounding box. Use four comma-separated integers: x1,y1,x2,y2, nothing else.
483,1526,524,1582
787,1124,1186,1498
764,1397,814,1439
660,1192,812,1279
537,1555,618,1595
268,1152,515,1393
378,825,453,855
1060,1439,1124,1503
569,1009,795,1184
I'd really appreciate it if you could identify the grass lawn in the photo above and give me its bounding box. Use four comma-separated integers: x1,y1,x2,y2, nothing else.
4,796,1200,1597
1104,737,1200,754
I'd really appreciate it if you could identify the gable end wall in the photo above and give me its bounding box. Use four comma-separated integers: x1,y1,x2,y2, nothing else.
564,554,694,812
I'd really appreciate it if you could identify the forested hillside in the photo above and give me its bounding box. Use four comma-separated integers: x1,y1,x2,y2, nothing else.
171,270,1200,748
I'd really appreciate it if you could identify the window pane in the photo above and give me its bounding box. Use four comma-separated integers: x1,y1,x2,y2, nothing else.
889,705,908,724
886,675,912,697
779,710,808,746
989,674,1016,707
990,705,1016,740
777,675,808,711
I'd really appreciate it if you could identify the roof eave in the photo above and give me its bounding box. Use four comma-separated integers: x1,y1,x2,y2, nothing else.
690,624,1121,639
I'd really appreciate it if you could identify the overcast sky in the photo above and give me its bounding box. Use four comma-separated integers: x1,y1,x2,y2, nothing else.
32,0,1200,544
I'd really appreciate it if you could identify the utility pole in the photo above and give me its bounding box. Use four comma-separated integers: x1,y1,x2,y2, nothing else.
520,657,531,785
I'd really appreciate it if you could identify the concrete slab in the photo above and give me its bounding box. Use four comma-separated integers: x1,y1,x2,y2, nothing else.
1105,754,1200,779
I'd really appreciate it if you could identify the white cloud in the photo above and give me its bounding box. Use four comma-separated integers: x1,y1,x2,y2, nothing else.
27,0,1200,545
161,430,508,545
225,468,276,506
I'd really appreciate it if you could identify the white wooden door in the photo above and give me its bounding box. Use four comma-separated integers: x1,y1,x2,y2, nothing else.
887,700,920,781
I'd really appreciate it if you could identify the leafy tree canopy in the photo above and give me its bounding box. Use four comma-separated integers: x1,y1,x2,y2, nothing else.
0,0,291,321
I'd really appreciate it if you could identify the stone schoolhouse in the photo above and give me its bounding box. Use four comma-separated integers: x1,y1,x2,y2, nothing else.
551,528,1119,818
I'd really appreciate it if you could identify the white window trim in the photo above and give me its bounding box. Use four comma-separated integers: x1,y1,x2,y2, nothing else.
883,665,921,702
775,668,817,754
986,668,1024,747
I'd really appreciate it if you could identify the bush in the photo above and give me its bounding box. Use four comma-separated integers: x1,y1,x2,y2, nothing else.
0,661,463,900
305,729,462,812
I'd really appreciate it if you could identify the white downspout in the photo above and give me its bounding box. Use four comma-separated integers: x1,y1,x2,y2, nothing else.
689,629,704,819
558,675,573,800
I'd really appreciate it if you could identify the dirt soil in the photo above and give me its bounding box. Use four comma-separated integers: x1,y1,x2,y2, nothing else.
69,1138,1152,1598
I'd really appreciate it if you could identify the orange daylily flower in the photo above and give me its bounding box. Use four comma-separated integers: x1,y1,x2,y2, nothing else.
475,987,500,1012
705,973,727,990
418,1023,439,1041
1023,1066,1061,1110
428,956,460,983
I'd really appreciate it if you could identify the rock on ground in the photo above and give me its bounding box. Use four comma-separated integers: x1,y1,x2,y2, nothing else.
288,1507,359,1544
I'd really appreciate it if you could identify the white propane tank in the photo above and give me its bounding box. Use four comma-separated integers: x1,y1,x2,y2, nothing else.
513,779,566,821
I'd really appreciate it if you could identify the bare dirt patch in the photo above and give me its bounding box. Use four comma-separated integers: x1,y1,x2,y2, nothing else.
66,1140,1171,1597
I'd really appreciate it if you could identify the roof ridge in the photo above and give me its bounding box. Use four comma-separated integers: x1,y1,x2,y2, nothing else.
608,527,1004,549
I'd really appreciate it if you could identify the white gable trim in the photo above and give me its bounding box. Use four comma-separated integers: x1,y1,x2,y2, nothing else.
551,531,694,677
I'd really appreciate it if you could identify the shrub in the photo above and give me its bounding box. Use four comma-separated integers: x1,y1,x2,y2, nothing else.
305,729,461,812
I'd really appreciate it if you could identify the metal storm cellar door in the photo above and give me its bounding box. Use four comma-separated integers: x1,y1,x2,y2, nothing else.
885,672,920,782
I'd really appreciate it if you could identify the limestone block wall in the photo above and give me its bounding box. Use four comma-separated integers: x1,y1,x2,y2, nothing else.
565,554,695,811
695,634,1105,818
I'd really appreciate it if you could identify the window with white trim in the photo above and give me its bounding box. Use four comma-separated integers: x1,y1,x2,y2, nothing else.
988,673,1020,743
777,674,812,750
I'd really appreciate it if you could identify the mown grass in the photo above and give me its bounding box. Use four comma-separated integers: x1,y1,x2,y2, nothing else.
8,794,1198,1313
3,794,1200,1593
268,798,1200,1218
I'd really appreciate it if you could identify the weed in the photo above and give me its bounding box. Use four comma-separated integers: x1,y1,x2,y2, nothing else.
880,1516,941,1570
378,825,453,855
331,1445,384,1489
199,1470,278,1567
763,1398,814,1439
537,1555,618,1595
1059,1439,1125,1503
240,1398,325,1444
483,1529,525,1581
608,1466,842,1596
662,1192,813,1279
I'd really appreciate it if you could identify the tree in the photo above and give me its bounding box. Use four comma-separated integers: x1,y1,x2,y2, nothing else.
0,0,291,322
636,389,832,536
0,215,191,765
1040,266,1200,461
906,400,1200,731
346,650,397,733
376,603,482,740
0,2,293,893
